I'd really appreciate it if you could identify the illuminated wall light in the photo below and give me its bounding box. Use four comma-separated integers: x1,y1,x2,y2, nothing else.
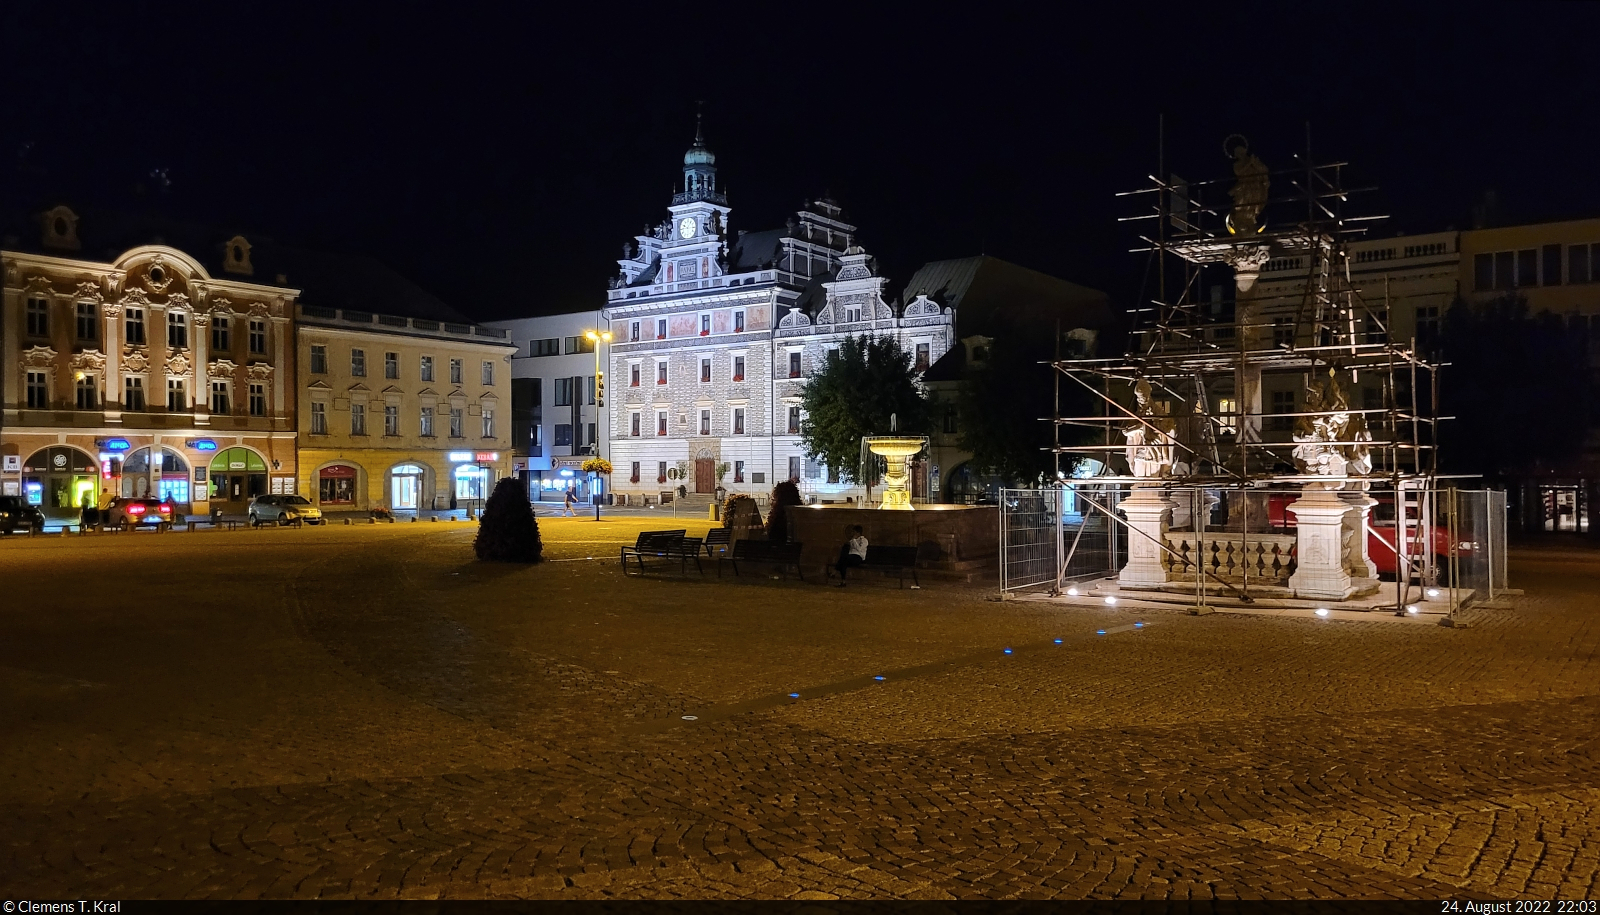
1315,608,1330,617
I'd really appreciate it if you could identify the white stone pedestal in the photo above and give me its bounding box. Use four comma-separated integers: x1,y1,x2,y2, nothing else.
1340,490,1379,580
1119,486,1174,590
1288,486,1355,600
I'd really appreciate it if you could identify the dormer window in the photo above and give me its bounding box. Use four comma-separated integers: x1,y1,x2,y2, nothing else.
223,235,253,276
39,205,81,251
844,305,863,323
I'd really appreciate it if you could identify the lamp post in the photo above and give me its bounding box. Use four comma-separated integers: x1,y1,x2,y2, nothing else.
583,329,612,519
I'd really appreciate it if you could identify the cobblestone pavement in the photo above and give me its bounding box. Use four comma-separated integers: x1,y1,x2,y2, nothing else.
1,518,1597,900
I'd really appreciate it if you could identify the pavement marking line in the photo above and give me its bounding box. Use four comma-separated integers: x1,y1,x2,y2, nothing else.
631,620,1154,735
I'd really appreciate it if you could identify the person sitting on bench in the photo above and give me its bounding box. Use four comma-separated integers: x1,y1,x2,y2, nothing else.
835,525,868,587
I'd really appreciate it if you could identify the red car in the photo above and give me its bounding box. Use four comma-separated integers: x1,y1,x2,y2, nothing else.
104,497,174,531
1266,494,1472,576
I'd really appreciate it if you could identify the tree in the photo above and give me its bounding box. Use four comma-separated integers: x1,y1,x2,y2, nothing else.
474,477,543,562
954,331,1095,486
1438,294,1591,477
799,335,931,483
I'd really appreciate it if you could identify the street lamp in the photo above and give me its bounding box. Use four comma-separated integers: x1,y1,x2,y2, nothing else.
583,329,612,518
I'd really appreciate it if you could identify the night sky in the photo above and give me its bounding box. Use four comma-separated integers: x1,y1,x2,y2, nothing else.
5,5,1597,321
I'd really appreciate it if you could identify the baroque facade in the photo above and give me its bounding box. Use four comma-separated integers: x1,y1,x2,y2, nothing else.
1,211,298,523
596,124,954,503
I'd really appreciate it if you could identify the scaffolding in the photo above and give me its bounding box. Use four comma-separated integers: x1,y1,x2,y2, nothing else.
1042,130,1485,616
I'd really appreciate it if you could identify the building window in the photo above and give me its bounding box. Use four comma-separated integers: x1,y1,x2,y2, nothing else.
482,407,495,438
212,315,230,351
123,376,145,411
1272,318,1295,347
310,344,327,374
532,338,560,356
699,409,711,435
352,348,367,377
210,380,230,415
249,383,266,417
1269,390,1296,432
630,461,641,482
385,352,399,379
351,402,367,435
943,404,957,434
915,343,930,371
586,375,596,405
420,355,434,381
25,297,48,337
1364,309,1388,345
26,371,47,409
656,318,667,339
700,313,711,335
1543,244,1563,286
75,374,97,410
733,407,745,435
734,310,745,333
125,307,146,344
311,402,328,434
249,319,266,355
564,335,595,355
1416,305,1441,344
482,361,494,385
449,407,464,438
420,406,434,437
630,364,640,386
77,302,97,341
788,351,802,378
700,358,711,383
844,304,863,323
385,404,399,435
631,412,641,436
788,405,801,434
554,424,572,446
657,361,668,384
1516,249,1538,288
167,378,186,412
168,311,188,348
733,355,745,381
629,321,640,342
586,422,595,447
553,377,574,406
734,460,745,482
1569,245,1593,285
657,461,668,483
657,411,667,436
804,457,821,480
450,358,463,384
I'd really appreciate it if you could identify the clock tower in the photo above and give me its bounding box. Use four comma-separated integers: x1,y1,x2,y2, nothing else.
662,113,730,281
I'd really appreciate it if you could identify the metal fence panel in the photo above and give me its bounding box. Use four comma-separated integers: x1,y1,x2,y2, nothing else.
1000,489,1062,594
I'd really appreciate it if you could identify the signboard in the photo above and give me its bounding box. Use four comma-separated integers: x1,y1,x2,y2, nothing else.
474,452,499,462
270,476,294,495
446,451,473,462
230,461,246,470
1,455,18,473
194,468,208,484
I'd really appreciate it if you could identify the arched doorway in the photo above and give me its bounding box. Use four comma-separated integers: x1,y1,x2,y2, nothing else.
22,446,98,524
318,463,360,506
453,463,490,509
389,463,427,511
121,447,191,504
209,447,268,509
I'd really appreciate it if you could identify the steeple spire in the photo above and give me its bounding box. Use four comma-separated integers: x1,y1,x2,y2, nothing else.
679,103,722,204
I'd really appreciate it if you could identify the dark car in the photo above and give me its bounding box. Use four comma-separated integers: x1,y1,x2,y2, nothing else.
104,497,174,530
0,495,46,534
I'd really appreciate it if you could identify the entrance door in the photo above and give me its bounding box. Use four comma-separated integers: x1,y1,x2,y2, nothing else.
695,458,714,493
392,475,418,510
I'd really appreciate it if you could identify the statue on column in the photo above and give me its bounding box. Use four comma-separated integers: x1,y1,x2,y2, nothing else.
1123,379,1178,479
1291,367,1371,478
1225,135,1269,237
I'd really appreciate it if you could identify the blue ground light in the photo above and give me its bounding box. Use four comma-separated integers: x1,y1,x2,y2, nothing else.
788,693,800,698
1135,622,1145,628
1096,629,1107,635
1003,648,1013,655
1053,638,1063,644
874,675,886,681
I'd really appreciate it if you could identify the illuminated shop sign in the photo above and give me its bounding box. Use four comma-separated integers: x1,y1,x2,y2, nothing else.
187,439,219,451
98,438,132,451
446,452,473,462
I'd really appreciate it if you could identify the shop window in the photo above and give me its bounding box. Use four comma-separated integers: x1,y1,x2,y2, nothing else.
76,302,97,341
454,465,489,502
26,370,47,409
26,297,48,337
311,401,328,434
249,319,266,355
319,465,357,504
168,311,188,348
124,376,146,411
212,315,230,351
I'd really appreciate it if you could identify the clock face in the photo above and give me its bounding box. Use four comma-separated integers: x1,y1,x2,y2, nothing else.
678,217,696,239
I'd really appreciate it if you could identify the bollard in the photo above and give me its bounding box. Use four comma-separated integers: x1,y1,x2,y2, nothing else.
429,516,437,522
410,516,417,522
344,518,351,526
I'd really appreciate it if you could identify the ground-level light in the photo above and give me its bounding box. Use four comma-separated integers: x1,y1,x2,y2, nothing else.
1104,596,1117,606
1066,587,1080,596
1426,588,1441,599
1315,608,1330,617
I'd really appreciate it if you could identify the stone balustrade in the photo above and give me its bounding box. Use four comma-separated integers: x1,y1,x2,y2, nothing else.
1163,532,1297,585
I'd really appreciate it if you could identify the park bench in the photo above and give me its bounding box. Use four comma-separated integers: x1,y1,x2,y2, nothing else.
703,528,732,558
620,529,687,574
719,539,805,581
829,545,921,588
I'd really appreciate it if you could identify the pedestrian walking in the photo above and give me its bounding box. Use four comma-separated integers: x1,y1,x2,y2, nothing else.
563,488,578,517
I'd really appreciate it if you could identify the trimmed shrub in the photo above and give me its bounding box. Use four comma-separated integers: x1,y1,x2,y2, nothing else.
722,493,758,527
474,477,543,563
766,480,803,544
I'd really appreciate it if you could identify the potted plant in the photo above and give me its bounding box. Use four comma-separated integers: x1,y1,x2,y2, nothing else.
580,457,612,519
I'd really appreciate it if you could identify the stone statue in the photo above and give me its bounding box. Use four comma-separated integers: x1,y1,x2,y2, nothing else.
708,211,723,237
1123,379,1177,478
1225,136,1269,236
1291,367,1368,477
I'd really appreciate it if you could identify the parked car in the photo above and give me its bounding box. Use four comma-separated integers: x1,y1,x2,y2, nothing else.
249,494,324,526
104,497,174,530
0,495,46,534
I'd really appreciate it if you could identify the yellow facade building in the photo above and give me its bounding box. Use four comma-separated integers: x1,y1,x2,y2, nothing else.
294,304,515,514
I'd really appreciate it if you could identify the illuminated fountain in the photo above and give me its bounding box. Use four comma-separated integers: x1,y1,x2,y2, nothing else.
863,415,926,511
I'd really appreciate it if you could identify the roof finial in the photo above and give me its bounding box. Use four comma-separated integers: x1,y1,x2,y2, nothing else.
694,100,705,147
